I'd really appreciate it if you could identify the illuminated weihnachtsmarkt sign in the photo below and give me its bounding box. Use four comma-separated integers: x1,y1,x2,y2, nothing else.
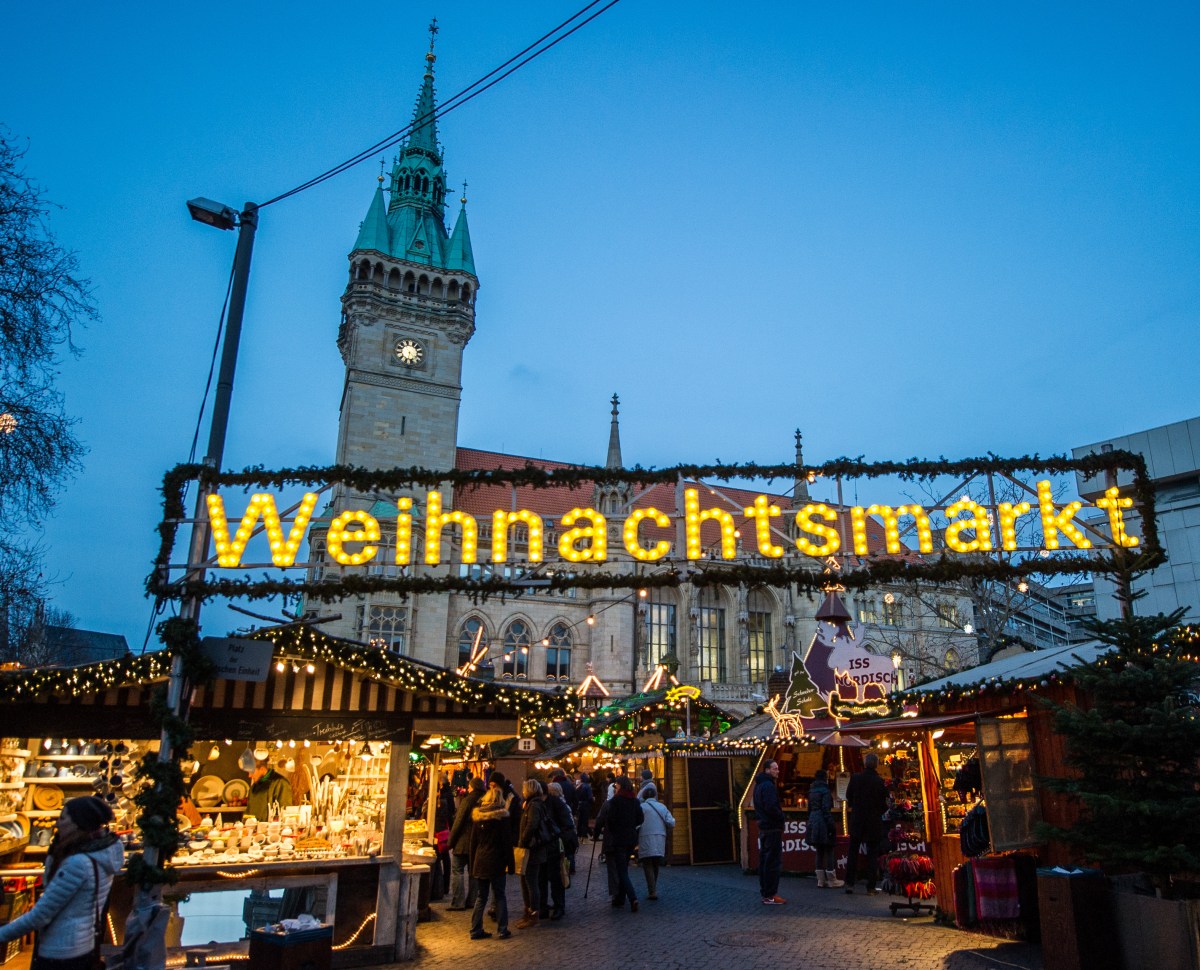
149,452,1162,603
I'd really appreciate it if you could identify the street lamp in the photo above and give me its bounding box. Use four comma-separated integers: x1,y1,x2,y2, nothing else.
132,199,260,960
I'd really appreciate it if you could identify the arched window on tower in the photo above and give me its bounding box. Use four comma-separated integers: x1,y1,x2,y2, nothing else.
421,176,429,195
402,173,410,191
457,617,487,672
501,619,531,679
447,280,460,301
545,623,572,681
462,283,472,304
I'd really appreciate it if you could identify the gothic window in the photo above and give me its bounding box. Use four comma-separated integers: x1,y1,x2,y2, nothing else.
747,611,772,684
859,599,879,624
421,176,429,194
936,602,962,629
357,604,408,654
644,600,676,670
502,619,531,679
448,280,460,301
462,284,472,303
697,606,726,683
882,599,903,626
457,617,487,670
545,623,572,681
945,647,961,671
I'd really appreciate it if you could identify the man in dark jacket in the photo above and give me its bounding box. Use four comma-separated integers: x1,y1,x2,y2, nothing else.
575,772,594,842
603,776,644,912
447,777,485,910
844,752,889,895
754,759,786,904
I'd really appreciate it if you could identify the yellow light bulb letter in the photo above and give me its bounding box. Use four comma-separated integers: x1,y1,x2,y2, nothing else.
944,498,993,553
684,488,737,560
425,491,479,565
794,503,841,558
743,495,784,558
395,497,413,565
558,508,607,562
327,510,381,565
1037,480,1091,551
1095,486,1139,548
207,492,317,568
623,508,672,561
491,510,545,563
998,501,1033,551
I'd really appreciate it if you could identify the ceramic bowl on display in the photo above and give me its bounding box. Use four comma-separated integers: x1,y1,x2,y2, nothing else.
56,767,71,778
82,743,96,756
37,764,56,778
188,840,209,851
65,744,79,757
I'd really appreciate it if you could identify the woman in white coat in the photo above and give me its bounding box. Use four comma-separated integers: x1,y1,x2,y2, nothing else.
0,796,124,970
637,784,675,900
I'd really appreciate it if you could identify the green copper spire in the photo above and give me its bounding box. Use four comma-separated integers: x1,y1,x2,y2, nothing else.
445,184,475,275
406,19,441,155
353,176,390,253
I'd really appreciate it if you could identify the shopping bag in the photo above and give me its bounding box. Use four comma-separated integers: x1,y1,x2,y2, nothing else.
560,853,571,889
513,846,529,875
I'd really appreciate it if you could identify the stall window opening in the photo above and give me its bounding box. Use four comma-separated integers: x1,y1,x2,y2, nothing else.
976,716,1042,851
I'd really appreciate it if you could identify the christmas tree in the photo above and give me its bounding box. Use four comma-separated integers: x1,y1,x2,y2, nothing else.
1041,599,1200,897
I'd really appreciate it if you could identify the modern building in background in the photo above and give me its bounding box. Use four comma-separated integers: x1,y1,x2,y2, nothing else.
1074,415,1200,622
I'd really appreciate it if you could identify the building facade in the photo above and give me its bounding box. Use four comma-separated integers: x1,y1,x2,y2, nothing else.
304,39,980,711
1074,415,1200,623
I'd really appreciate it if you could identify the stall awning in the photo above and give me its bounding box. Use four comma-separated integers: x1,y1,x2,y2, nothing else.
835,711,996,735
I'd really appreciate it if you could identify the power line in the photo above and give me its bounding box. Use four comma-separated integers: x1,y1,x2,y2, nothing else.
261,0,622,208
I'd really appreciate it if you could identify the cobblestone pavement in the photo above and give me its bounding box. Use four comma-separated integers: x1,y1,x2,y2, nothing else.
402,859,1043,970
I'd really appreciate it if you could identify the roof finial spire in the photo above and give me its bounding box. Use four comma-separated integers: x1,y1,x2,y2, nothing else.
606,393,622,469
427,17,439,58
378,157,386,184
793,428,811,502
461,179,468,205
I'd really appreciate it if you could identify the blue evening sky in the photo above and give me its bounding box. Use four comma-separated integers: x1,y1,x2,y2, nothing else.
2,2,1197,648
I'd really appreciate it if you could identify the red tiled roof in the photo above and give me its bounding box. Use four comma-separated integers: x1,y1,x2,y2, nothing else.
453,447,909,557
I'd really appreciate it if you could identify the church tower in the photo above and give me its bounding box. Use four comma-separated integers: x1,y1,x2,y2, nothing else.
312,24,477,653
335,23,478,492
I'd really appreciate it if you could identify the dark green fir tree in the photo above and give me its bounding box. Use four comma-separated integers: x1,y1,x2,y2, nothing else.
785,652,825,718
1041,595,1200,897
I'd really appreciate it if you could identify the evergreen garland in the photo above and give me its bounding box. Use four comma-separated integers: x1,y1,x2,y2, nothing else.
127,617,216,890
148,452,1160,603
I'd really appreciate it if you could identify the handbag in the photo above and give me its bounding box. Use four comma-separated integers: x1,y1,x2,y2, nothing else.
513,846,530,875
560,851,571,889
535,813,560,849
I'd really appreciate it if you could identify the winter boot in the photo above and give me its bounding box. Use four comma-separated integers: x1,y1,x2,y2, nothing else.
825,870,845,888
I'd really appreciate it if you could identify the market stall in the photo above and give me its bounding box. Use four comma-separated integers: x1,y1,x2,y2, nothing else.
0,624,572,965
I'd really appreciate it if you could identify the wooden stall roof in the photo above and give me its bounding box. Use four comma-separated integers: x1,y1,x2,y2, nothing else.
0,623,575,740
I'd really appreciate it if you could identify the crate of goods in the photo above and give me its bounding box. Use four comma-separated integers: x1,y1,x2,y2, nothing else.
0,889,31,965
248,926,332,970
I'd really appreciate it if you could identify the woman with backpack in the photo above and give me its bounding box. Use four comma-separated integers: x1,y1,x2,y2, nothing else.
637,784,675,900
0,797,124,970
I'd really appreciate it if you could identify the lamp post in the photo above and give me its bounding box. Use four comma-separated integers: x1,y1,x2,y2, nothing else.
131,200,258,969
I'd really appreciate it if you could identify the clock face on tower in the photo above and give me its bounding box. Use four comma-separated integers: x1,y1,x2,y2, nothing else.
394,338,424,367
